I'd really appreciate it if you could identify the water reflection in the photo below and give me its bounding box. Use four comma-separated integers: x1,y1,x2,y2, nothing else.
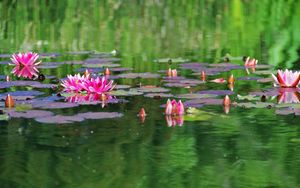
277,88,300,104
165,115,184,127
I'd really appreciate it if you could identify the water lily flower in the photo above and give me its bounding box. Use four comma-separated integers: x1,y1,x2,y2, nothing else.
244,57,258,67
165,99,184,115
10,52,41,79
81,76,114,94
272,69,300,88
61,73,86,93
5,94,14,108
223,95,231,106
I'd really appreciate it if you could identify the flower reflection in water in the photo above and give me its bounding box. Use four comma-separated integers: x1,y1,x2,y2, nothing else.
277,88,300,104
165,115,184,127
65,93,114,108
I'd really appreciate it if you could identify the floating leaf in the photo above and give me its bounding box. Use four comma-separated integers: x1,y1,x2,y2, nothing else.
236,102,274,108
176,93,217,99
110,90,143,96
197,90,234,96
237,76,261,81
0,114,9,121
35,115,84,124
15,104,33,112
132,87,170,93
144,93,174,98
117,73,160,79
83,63,120,68
0,91,44,100
76,112,123,119
257,77,274,83
184,98,224,106
8,110,53,118
275,108,294,115
237,94,260,101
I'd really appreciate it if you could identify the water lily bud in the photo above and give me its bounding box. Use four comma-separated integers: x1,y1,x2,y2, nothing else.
171,69,177,77
201,71,206,81
167,68,172,77
177,100,185,115
165,99,172,115
228,74,234,84
223,95,231,106
84,69,90,78
5,94,14,108
6,76,10,82
105,68,110,75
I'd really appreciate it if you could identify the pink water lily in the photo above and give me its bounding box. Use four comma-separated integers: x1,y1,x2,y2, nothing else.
244,57,258,67
165,99,184,115
11,52,41,79
81,76,114,94
61,71,115,94
61,73,87,93
272,69,300,88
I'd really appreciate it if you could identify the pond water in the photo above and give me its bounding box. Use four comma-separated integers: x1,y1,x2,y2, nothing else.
1,1,300,188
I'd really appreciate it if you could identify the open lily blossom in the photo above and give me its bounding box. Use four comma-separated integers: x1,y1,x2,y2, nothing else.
244,57,258,67
165,99,184,115
81,76,114,94
61,74,87,93
272,69,300,88
62,72,115,94
11,52,41,79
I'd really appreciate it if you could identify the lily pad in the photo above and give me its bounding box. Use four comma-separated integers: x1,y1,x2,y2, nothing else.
133,87,170,93
237,76,261,81
144,93,174,98
0,81,41,89
197,90,234,96
110,90,143,96
76,112,123,119
257,77,274,83
83,63,120,68
35,115,84,124
117,73,161,79
275,108,294,115
0,91,44,100
176,93,217,99
236,102,274,108
0,114,9,121
184,98,224,106
8,110,54,118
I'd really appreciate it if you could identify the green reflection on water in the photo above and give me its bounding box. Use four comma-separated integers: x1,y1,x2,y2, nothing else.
0,0,300,188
